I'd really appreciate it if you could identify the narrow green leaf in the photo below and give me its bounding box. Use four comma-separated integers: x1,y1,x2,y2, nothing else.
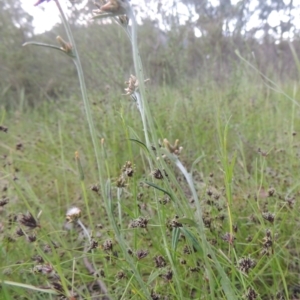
75,152,85,181
190,153,205,174
147,269,164,285
144,181,173,200
129,138,149,153
179,228,202,252
171,227,180,252
176,218,198,227
106,180,112,212
23,42,75,58
1,280,58,295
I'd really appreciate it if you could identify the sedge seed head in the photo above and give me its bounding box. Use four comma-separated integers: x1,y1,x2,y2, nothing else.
66,207,81,223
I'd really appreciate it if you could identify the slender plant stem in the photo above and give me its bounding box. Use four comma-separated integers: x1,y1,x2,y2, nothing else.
174,156,237,299
54,1,151,297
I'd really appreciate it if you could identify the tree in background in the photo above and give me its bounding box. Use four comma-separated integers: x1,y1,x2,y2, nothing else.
0,0,34,106
1,0,299,107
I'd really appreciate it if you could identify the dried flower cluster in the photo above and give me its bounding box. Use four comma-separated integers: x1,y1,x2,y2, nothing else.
244,287,258,300
221,232,235,245
122,161,134,177
65,207,82,223
129,216,149,229
163,139,183,155
0,125,8,133
56,36,73,55
0,198,9,207
262,211,275,223
117,161,135,188
154,255,166,268
238,257,256,274
152,169,164,180
169,216,183,228
33,263,59,279
124,74,139,96
136,249,148,260
261,229,273,256
19,212,40,229
32,262,65,295
93,0,129,17
103,239,113,251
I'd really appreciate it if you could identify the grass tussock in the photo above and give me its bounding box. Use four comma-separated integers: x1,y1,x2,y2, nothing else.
1,81,300,299
1,0,300,299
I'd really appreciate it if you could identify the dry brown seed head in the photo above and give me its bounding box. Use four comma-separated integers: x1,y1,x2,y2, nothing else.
16,228,24,236
0,198,9,207
154,255,166,268
116,270,126,280
262,212,275,223
27,234,37,243
238,257,256,274
124,75,139,96
221,232,235,245
116,175,126,188
56,36,73,54
268,187,276,197
16,143,23,151
244,287,258,300
136,249,148,260
103,239,113,251
100,0,122,12
19,212,39,229
0,126,8,133
164,270,173,281
90,184,100,193
151,291,161,300
122,161,134,177
163,138,183,155
66,207,81,223
152,169,163,180
129,217,149,229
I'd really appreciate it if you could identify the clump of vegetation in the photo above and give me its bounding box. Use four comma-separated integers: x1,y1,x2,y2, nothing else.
1,0,300,299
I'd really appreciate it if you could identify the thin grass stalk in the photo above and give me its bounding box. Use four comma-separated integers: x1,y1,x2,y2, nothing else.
124,3,237,297
105,180,151,298
55,1,151,297
124,12,156,150
117,187,123,238
54,0,102,175
123,9,186,297
174,154,237,298
0,280,59,295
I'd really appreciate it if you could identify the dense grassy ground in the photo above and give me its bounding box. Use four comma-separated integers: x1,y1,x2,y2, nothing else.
1,77,300,299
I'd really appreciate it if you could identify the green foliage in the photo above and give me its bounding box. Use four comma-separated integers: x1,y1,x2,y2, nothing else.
1,0,300,108
1,79,300,298
2,0,300,299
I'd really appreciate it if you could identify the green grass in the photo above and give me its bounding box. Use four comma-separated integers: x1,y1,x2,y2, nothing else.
1,2,300,299
1,78,300,299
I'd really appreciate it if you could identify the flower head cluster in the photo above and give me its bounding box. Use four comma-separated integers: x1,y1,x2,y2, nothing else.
163,139,183,156
56,36,73,55
19,212,40,229
93,0,130,18
124,75,139,96
66,207,81,223
238,257,256,274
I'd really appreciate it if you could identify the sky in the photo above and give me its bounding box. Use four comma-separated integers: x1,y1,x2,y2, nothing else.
21,0,300,39
22,0,73,33
22,0,156,34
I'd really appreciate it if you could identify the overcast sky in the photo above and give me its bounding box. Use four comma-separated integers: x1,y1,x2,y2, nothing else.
22,0,299,40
